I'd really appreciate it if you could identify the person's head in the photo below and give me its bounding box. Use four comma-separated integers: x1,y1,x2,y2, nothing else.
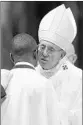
38,4,77,70
38,40,66,70
10,33,38,67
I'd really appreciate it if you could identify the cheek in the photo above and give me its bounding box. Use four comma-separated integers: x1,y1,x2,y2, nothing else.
38,51,42,60
50,54,60,62
49,55,56,62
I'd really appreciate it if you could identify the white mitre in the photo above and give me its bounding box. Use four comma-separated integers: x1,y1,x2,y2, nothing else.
38,4,77,55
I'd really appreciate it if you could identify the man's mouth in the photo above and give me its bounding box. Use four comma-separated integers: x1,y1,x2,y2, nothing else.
40,58,48,63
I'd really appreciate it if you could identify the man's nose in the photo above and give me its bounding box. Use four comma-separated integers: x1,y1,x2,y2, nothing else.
42,48,48,57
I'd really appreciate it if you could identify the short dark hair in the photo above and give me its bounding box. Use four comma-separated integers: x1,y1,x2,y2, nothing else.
11,33,37,56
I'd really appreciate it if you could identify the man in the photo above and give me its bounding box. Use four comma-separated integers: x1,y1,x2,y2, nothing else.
1,33,62,125
36,4,82,125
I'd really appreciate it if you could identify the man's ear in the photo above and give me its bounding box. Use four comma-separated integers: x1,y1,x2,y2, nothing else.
61,50,66,59
33,52,36,59
33,46,38,60
68,54,77,64
33,50,37,60
10,53,14,64
33,50,38,67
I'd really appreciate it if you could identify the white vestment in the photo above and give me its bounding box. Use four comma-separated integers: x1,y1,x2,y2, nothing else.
36,57,82,125
37,3,82,125
1,62,64,125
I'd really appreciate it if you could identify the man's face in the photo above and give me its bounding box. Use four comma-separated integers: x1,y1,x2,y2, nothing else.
38,40,64,70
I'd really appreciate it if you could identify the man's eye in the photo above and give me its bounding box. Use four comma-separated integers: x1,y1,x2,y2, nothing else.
40,45,45,50
49,47,54,51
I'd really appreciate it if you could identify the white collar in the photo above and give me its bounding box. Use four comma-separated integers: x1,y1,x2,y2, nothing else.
15,62,34,68
37,56,69,79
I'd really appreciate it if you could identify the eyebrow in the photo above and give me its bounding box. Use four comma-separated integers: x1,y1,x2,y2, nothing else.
40,44,45,46
40,44,54,49
39,43,61,50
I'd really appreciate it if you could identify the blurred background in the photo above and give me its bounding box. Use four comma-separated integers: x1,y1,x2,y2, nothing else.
1,1,83,70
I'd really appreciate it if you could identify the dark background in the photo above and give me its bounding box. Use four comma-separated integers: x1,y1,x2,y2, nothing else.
1,1,83,70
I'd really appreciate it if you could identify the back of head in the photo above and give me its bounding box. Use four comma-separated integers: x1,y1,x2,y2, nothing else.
11,33,37,56
11,33,37,65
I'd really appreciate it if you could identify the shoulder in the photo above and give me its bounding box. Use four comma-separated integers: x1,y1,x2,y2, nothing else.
52,61,82,87
66,61,82,79
1,69,10,89
33,69,47,82
1,69,10,74
14,68,47,83
25,69,48,89
1,69,10,80
35,64,41,72
58,61,82,79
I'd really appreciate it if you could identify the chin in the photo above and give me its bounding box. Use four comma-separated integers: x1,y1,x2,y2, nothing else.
40,63,46,69
40,64,49,70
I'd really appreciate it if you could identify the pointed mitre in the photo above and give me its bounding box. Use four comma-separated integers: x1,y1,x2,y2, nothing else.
38,4,77,53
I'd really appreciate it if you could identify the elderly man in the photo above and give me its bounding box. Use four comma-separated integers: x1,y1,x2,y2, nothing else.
36,4,82,125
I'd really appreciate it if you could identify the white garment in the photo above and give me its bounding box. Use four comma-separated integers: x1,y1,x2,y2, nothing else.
15,61,35,68
1,62,63,125
36,58,82,125
1,69,10,90
36,56,73,79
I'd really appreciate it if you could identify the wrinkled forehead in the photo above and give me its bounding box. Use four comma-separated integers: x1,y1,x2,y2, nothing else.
39,40,61,50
